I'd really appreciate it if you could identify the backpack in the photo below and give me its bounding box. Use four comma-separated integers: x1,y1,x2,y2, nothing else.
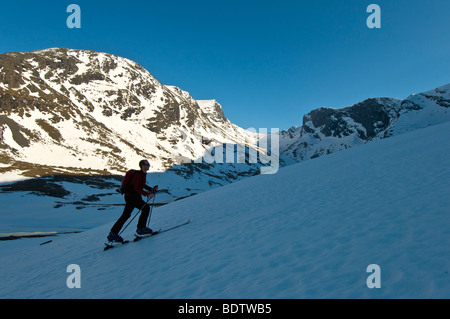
116,170,138,195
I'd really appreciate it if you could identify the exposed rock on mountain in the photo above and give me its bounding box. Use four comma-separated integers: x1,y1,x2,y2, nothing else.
0,48,272,182
280,84,450,161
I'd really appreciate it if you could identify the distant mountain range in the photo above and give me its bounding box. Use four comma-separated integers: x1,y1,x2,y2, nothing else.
0,48,274,181
280,83,450,161
0,47,449,200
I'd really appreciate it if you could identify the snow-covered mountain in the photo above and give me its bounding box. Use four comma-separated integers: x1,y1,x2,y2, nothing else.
280,84,450,161
0,48,288,205
1,47,449,299
1,120,448,298
0,48,276,181
1,47,448,190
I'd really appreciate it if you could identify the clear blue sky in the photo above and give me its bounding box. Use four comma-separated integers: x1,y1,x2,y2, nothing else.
1,0,449,130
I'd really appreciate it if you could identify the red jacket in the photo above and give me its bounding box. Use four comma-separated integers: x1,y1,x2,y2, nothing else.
122,169,153,196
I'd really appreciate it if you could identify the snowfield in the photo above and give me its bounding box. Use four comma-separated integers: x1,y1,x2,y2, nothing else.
0,121,449,298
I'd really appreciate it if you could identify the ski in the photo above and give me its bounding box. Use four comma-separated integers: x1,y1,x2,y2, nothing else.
134,219,191,242
103,219,190,251
134,229,161,242
104,240,130,251
159,219,190,233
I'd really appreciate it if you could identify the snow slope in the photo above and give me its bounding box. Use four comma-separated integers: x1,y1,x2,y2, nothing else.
0,121,449,298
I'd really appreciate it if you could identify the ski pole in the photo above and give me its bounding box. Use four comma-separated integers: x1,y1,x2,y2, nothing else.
119,197,151,236
147,192,156,228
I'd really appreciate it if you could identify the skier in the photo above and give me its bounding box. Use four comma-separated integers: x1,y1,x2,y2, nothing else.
107,160,158,243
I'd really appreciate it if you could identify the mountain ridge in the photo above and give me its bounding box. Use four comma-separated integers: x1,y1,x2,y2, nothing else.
0,48,266,180
1,47,449,201
280,83,450,161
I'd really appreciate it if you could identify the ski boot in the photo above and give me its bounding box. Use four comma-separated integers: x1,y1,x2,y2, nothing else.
107,231,124,243
136,227,154,236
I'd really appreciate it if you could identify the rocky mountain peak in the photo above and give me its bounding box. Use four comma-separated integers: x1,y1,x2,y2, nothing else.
0,48,265,178
302,97,401,140
197,100,228,124
281,84,450,161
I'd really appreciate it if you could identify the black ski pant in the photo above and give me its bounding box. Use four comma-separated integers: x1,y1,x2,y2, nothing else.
111,193,150,235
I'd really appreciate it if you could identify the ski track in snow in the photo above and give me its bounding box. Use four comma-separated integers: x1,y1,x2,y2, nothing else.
0,122,449,298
